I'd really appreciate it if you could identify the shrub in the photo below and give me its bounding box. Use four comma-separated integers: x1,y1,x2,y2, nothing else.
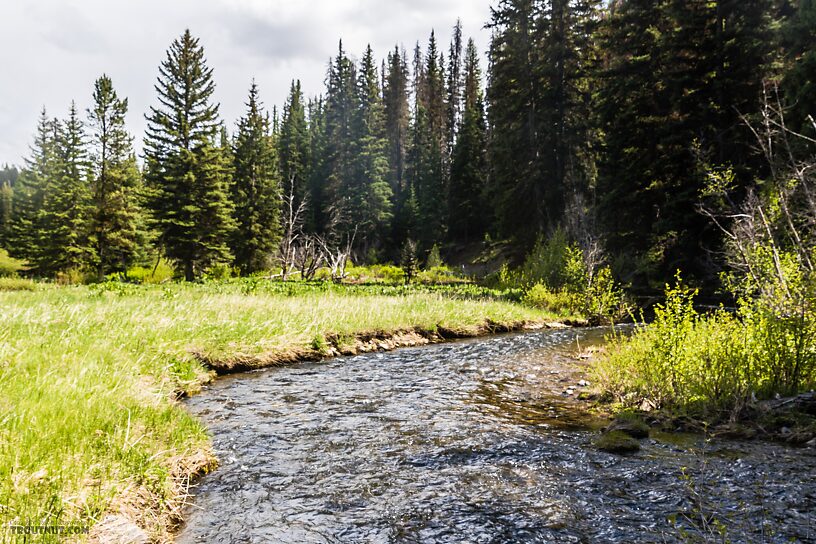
125,260,176,284
594,274,816,416
0,248,26,278
0,277,37,291
522,283,576,316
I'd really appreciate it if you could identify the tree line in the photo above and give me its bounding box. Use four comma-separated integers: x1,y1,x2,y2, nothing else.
0,1,813,286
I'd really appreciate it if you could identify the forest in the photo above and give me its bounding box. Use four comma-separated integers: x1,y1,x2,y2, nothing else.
0,0,811,290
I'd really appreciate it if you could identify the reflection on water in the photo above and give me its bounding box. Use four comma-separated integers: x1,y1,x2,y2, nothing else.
177,328,816,543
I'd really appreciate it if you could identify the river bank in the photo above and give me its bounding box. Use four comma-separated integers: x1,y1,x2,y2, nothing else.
0,281,575,543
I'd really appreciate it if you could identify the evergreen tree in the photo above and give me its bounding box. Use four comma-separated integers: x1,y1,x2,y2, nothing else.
87,75,143,279
411,32,448,248
143,30,235,281
8,110,55,265
38,102,94,275
323,41,359,241
383,46,411,198
488,0,548,245
307,96,329,232
0,165,19,248
278,80,310,210
230,82,281,274
596,0,669,280
446,20,464,150
449,38,489,241
354,45,394,256
781,0,816,143
597,0,773,282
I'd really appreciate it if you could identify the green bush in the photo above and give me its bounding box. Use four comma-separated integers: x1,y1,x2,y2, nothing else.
0,277,37,291
522,283,576,316
125,260,175,284
594,274,816,415
0,248,26,278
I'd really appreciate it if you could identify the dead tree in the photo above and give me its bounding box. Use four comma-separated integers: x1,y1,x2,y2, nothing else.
277,177,309,280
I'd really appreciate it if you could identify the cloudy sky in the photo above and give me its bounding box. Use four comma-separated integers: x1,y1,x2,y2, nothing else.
0,0,494,165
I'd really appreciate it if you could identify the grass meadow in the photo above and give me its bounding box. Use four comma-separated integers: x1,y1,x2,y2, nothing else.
0,280,562,541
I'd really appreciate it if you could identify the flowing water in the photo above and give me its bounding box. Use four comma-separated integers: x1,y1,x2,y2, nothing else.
177,328,816,543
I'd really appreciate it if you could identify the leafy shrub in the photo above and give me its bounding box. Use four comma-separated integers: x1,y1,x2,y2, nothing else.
0,277,37,291
204,263,233,281
0,248,26,278
522,283,576,316
124,260,175,284
56,268,95,285
417,266,466,284
517,229,572,289
595,274,816,416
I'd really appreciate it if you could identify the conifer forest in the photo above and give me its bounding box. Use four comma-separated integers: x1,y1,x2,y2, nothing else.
1,1,816,542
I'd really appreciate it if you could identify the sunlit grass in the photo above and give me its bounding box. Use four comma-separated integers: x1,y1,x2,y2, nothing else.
0,280,562,541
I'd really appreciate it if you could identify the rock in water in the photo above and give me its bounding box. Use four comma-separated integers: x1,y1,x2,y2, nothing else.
593,430,641,453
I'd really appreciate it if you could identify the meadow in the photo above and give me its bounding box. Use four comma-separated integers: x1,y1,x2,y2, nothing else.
0,279,565,541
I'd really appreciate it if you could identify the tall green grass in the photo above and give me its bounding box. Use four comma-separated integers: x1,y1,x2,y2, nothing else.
594,278,816,417
0,281,560,540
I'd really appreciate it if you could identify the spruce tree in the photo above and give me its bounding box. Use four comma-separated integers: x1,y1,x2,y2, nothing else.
411,32,448,249
278,80,310,210
8,110,55,266
307,96,329,232
38,102,94,276
446,20,464,151
488,0,548,245
230,82,282,274
0,166,19,249
449,39,488,241
323,41,359,240
143,29,235,281
87,75,143,279
354,44,393,256
384,46,411,198
781,0,816,144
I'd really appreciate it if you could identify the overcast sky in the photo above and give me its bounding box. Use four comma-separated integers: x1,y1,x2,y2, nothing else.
0,0,494,166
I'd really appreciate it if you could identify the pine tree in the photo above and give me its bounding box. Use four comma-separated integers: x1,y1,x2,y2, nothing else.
143,29,235,281
446,20,464,150
278,80,310,210
230,82,281,274
87,75,143,279
449,38,488,241
323,41,359,241
307,96,329,232
597,0,773,282
38,102,94,275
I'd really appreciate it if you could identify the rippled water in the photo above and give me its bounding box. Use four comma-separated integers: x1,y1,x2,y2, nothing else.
177,329,816,543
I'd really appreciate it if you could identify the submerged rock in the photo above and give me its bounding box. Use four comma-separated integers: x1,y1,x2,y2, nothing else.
593,430,641,453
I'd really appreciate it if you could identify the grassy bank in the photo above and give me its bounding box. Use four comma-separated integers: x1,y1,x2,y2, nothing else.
0,280,567,541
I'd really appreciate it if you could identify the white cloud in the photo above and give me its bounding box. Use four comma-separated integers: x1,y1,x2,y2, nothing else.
0,0,493,164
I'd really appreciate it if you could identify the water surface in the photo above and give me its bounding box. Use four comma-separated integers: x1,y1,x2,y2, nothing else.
177,329,816,543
